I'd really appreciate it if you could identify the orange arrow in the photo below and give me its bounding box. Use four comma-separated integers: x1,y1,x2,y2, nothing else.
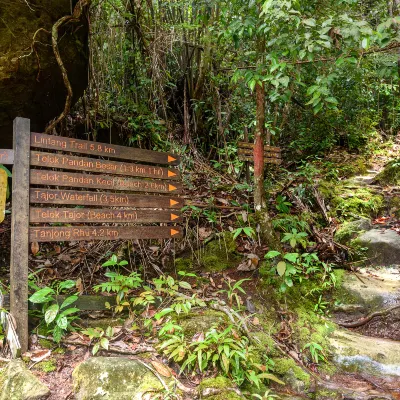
170,199,179,207
168,155,177,163
170,214,179,221
171,229,179,236
168,170,177,178
169,184,177,192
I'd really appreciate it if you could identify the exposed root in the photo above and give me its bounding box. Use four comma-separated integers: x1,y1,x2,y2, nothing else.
338,304,400,328
37,334,156,356
45,0,91,134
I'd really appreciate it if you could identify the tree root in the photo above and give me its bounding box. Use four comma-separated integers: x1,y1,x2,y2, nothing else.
45,0,91,134
37,334,156,356
338,304,400,328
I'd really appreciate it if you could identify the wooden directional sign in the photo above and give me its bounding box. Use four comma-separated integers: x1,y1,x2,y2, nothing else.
30,189,182,209
9,117,183,353
31,132,180,165
0,169,7,224
30,226,182,242
30,208,182,223
30,151,179,180
30,170,181,193
238,141,282,165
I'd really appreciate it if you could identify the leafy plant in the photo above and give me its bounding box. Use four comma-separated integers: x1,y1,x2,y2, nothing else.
93,271,143,313
232,226,255,240
303,342,327,364
219,278,249,309
281,229,309,249
251,390,281,400
265,250,334,293
275,195,292,214
101,254,129,270
82,326,114,355
29,280,80,342
158,325,283,388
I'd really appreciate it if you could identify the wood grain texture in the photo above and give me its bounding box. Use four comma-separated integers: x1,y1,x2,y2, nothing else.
30,170,182,194
238,141,281,152
238,155,282,165
31,132,180,165
30,189,182,209
11,117,30,353
238,148,281,159
29,226,182,242
30,151,179,180
30,208,182,223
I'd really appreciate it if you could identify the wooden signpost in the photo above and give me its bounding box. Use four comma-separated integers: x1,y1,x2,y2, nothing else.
238,141,282,165
4,117,183,355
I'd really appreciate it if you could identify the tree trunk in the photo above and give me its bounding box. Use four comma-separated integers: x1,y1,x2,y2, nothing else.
254,79,266,211
253,36,279,248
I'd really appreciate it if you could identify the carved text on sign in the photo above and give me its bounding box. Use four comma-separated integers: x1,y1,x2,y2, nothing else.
31,152,178,180
31,132,179,165
29,226,182,242
30,208,181,223
30,170,180,193
29,189,181,208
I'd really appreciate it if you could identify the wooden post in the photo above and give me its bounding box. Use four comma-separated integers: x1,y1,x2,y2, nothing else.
10,117,30,354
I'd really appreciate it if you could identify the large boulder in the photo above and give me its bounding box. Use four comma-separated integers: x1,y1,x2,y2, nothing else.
72,357,170,400
0,360,50,400
358,229,400,266
0,0,89,147
329,329,400,378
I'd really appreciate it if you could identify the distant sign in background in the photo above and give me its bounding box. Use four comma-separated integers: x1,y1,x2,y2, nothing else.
6,117,183,354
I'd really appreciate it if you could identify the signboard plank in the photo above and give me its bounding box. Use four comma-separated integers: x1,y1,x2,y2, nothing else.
30,189,182,209
238,148,281,159
30,208,182,223
29,226,182,242
238,155,282,165
30,170,182,194
30,151,179,180
238,142,281,153
0,150,14,165
31,132,180,166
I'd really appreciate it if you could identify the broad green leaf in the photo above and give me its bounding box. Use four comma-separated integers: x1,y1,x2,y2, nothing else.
58,280,76,291
303,18,316,27
276,261,286,277
179,281,192,290
60,295,78,310
29,287,54,304
56,316,68,330
45,304,59,324
100,337,109,350
265,250,281,258
284,253,299,263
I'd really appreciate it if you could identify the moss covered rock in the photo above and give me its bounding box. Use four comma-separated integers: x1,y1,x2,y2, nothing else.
374,160,400,186
72,357,170,400
175,232,241,273
0,360,50,399
273,357,311,392
0,0,89,146
334,218,372,244
178,310,228,338
319,181,384,220
199,376,244,399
